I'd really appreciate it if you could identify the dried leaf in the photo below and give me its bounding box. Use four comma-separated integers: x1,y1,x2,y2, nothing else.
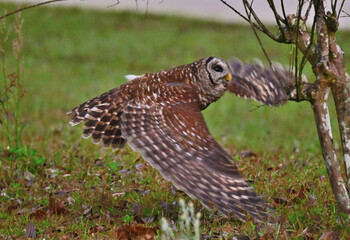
273,197,289,206
319,231,339,240
26,179,34,187
239,150,257,158
133,204,142,215
319,175,326,180
115,225,156,240
25,221,36,238
60,235,71,240
161,201,178,214
170,186,177,195
45,168,60,178
89,225,109,235
112,192,126,198
7,201,19,213
54,191,68,196
82,205,92,216
30,209,47,220
139,189,150,196
67,197,75,205
18,178,26,186
140,216,155,224
24,170,35,181
118,169,132,176
49,194,67,215
135,163,148,172
94,158,104,166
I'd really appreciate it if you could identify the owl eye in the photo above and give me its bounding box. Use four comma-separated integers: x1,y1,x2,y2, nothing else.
213,65,223,73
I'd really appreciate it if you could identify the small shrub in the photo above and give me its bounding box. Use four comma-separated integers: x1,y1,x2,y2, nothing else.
161,199,201,240
0,8,26,150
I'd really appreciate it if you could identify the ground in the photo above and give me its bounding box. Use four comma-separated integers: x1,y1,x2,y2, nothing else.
0,3,350,239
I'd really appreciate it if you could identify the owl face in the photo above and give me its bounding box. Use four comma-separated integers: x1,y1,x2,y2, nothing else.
194,57,232,106
206,57,232,87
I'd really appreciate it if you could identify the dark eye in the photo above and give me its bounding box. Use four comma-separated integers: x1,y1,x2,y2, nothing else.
213,65,223,72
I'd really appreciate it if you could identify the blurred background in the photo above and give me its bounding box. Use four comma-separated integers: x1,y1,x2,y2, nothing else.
1,1,350,238
1,0,349,154
3,0,350,29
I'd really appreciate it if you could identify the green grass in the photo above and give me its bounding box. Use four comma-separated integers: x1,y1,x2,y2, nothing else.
0,3,350,239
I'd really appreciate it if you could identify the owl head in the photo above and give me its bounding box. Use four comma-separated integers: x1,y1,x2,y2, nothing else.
194,57,232,104
205,57,232,84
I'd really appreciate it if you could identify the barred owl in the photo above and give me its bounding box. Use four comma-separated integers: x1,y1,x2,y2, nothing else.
68,57,294,221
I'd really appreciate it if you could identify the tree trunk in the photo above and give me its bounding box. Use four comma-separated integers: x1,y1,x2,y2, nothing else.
311,89,350,215
330,61,350,194
223,0,350,217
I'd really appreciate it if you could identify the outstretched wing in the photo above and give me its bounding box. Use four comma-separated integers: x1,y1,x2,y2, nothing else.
68,84,133,149
120,83,270,221
228,58,303,106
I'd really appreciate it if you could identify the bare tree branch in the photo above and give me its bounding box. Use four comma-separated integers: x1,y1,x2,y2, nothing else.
218,0,267,34
331,0,338,16
0,0,66,20
338,0,346,19
283,15,319,66
340,10,350,18
315,1,329,64
219,1,249,23
267,0,285,25
294,0,305,100
299,3,318,91
243,0,282,42
280,0,289,28
304,0,314,23
107,1,120,8
267,0,286,40
242,0,296,97
312,91,350,216
242,1,276,83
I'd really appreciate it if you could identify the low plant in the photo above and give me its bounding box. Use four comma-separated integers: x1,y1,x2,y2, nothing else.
161,199,201,240
0,8,26,150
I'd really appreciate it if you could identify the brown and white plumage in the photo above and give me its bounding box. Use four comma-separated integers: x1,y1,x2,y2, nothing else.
228,58,302,106
68,57,283,221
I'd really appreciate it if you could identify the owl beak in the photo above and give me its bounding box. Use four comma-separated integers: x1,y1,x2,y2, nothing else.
225,73,232,82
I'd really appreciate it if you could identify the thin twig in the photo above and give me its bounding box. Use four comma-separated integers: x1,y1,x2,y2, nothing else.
146,0,149,15
267,0,285,40
315,0,329,59
332,0,338,16
331,0,337,14
340,10,350,18
280,0,289,28
243,0,281,42
219,0,250,22
107,1,120,8
299,1,318,84
304,0,313,23
267,0,285,24
218,0,264,32
338,0,346,19
294,0,305,101
242,0,284,88
249,103,267,112
288,44,295,83
0,0,65,20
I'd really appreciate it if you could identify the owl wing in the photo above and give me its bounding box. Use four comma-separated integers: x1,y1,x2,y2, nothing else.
68,86,131,149
228,58,304,106
120,83,270,221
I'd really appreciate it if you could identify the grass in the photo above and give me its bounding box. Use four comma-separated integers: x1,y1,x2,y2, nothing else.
0,2,350,239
